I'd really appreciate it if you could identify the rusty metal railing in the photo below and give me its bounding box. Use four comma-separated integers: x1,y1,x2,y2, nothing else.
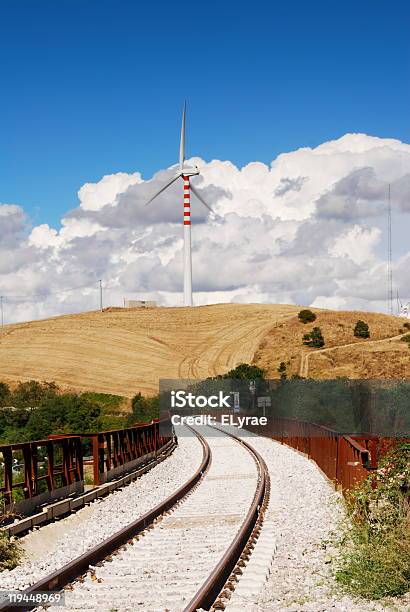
243,416,373,491
0,418,173,515
0,436,83,513
80,419,173,485
1,425,208,612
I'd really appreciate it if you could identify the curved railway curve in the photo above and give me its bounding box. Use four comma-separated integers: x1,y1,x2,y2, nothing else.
2,425,270,612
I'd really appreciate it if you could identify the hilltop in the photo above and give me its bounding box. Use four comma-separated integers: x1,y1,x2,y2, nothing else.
0,304,408,397
0,304,298,396
254,308,410,379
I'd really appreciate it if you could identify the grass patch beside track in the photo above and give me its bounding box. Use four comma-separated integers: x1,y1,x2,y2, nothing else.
0,530,22,570
335,443,410,599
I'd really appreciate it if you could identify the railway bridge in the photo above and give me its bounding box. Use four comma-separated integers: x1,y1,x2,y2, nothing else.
0,417,392,611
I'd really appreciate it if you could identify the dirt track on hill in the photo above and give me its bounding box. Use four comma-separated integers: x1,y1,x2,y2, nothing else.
254,308,410,379
0,304,299,397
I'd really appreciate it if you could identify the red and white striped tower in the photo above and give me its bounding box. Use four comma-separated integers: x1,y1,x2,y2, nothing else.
182,174,193,306
146,103,213,307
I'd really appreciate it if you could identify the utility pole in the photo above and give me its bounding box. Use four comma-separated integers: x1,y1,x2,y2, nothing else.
99,280,103,312
0,296,3,327
387,184,393,315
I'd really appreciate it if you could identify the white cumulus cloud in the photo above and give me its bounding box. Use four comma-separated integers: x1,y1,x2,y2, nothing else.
1,133,410,323
78,172,142,211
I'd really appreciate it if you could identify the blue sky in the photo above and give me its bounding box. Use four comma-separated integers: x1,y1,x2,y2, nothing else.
0,0,409,227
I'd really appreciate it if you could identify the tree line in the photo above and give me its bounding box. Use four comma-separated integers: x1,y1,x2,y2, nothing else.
0,381,124,444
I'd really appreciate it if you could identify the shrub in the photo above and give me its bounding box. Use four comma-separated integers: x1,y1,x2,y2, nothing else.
11,380,59,408
0,382,107,444
400,334,410,347
0,531,22,570
277,362,287,380
99,413,127,430
336,526,410,600
224,363,265,380
298,309,317,324
302,327,325,348
128,393,159,425
0,383,11,407
354,320,370,339
335,444,410,599
81,392,127,430
404,322,410,330
24,394,102,440
81,392,124,411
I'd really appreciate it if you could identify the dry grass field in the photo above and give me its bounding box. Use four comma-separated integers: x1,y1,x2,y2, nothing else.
0,304,408,398
0,304,298,397
254,309,410,379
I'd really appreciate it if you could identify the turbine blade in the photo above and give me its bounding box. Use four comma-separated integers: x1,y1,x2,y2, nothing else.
179,101,186,171
145,173,181,205
190,182,214,215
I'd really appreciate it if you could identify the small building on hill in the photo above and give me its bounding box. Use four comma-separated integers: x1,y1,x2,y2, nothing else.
123,299,157,308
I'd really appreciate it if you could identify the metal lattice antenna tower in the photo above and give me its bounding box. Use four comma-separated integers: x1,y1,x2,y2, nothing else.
387,183,393,315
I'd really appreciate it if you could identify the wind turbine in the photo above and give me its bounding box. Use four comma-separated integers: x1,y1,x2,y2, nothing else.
146,103,213,306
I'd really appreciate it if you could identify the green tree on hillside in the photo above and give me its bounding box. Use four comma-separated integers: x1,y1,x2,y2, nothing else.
0,381,124,443
24,394,102,440
354,320,370,339
0,382,11,407
11,380,58,408
277,362,287,380
128,393,159,425
400,334,410,348
298,309,317,324
303,327,325,348
223,363,265,380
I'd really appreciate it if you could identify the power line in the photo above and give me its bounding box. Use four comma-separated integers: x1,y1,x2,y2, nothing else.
387,184,393,315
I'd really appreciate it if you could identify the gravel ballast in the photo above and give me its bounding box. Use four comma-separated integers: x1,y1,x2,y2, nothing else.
45,426,258,611
226,433,409,612
2,427,409,610
0,428,202,591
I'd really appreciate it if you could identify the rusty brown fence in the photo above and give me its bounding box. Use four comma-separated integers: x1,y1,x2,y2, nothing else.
80,419,173,485
0,436,83,514
254,417,410,492
0,418,173,515
214,413,376,492
267,418,373,490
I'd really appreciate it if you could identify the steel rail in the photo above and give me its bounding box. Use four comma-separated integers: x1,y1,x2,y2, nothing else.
2,427,269,612
183,426,270,612
0,427,211,612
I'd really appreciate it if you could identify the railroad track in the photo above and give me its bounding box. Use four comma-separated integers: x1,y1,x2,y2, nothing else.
3,425,270,612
